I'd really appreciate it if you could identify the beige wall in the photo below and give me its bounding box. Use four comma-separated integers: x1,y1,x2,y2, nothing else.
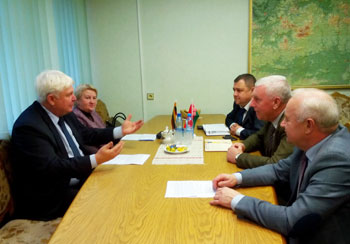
86,0,349,122
86,0,250,121
86,0,143,120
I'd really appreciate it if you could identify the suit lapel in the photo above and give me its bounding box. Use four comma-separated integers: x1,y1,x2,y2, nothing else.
33,101,69,157
287,150,305,205
272,113,285,149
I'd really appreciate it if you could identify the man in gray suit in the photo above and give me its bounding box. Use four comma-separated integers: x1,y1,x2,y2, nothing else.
211,88,350,244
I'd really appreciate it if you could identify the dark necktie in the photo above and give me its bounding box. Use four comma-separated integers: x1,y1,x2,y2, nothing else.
265,124,276,156
58,118,81,157
236,108,246,125
297,153,308,196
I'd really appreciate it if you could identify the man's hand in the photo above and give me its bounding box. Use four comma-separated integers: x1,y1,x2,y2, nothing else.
95,141,124,165
230,123,242,136
210,187,241,209
122,114,144,135
227,143,245,163
212,173,238,190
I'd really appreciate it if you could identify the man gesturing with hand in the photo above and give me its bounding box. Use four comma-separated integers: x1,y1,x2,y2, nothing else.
11,70,143,220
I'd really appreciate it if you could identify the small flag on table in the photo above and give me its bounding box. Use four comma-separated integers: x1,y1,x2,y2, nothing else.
189,104,199,128
171,102,177,129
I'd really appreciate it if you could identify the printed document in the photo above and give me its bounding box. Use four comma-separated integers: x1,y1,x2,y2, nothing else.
205,139,232,151
103,154,150,165
165,181,215,198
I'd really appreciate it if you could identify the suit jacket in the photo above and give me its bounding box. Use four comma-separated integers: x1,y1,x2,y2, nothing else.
73,107,106,153
236,114,294,168
235,125,350,244
11,101,114,220
225,102,264,139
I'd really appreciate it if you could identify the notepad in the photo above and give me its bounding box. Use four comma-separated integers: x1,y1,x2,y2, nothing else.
205,139,232,151
202,124,230,136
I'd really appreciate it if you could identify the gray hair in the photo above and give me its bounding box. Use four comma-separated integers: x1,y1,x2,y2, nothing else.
292,88,339,131
75,84,98,100
36,70,74,103
256,75,291,103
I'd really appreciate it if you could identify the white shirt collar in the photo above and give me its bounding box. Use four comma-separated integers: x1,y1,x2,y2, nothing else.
243,100,252,111
40,103,59,124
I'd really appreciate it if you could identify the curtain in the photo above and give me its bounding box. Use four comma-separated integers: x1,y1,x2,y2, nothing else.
53,0,92,84
0,0,92,139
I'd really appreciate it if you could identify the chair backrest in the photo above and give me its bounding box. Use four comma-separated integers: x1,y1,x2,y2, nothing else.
95,99,110,124
95,99,126,127
0,140,14,225
331,92,350,131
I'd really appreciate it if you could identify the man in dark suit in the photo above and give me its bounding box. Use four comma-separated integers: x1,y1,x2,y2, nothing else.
211,88,350,244
11,70,143,220
225,73,264,139
227,75,294,169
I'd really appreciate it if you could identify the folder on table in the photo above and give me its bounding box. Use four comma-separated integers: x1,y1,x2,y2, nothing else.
202,124,230,136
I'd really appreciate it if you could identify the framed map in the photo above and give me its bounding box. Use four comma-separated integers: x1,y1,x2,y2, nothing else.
248,0,350,89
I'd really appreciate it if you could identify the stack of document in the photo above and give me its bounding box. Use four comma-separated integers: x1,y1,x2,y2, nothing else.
205,139,232,151
202,124,230,136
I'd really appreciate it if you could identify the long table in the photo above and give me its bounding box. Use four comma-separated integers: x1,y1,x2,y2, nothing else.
49,114,285,244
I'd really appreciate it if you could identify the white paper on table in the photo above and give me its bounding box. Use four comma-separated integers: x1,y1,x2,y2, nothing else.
103,154,150,165
121,134,156,141
205,139,232,151
165,181,215,198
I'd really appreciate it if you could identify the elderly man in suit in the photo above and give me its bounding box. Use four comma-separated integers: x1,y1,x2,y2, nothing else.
11,70,143,220
211,88,350,244
225,73,264,139
227,75,294,169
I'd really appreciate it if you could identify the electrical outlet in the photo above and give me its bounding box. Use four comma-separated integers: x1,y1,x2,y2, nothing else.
147,93,154,100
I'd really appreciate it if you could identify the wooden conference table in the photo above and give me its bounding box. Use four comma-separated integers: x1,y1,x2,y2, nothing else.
49,114,285,244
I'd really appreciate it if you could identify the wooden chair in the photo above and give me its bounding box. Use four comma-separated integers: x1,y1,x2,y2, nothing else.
0,140,61,244
331,92,350,131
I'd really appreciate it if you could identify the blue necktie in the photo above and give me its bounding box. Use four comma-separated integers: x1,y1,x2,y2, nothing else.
58,118,81,157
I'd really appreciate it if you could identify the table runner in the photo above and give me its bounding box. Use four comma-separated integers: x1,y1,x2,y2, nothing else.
152,136,204,164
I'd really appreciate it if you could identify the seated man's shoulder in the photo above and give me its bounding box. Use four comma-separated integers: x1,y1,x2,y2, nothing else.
13,102,42,127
